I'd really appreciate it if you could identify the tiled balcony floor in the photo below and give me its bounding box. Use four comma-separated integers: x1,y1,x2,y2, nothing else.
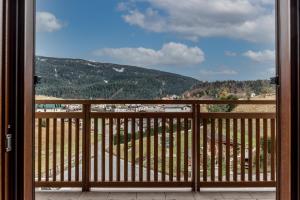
35,191,275,200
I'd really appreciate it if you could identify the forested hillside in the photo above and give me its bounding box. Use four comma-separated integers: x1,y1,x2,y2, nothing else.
35,56,275,100
184,80,275,99
35,56,199,99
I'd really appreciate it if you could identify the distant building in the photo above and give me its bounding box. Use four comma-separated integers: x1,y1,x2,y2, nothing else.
36,104,64,112
67,104,81,111
137,105,163,112
163,105,191,112
114,107,133,112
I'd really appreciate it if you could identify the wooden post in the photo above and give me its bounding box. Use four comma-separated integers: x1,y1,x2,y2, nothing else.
192,104,197,191
195,104,200,191
82,104,91,192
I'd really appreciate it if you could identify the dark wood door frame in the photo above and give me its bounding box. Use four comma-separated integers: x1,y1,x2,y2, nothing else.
7,0,299,199
0,1,19,199
289,0,300,199
0,0,299,199
0,0,34,199
23,0,35,199
14,0,300,199
277,0,300,200
0,1,12,199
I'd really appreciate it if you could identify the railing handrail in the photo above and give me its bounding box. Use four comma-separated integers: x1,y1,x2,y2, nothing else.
34,99,277,191
35,99,276,105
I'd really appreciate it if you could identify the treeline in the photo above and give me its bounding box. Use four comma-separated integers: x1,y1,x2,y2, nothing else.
185,80,275,99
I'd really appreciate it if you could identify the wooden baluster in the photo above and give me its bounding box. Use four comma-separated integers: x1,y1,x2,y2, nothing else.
116,118,121,182
161,117,166,181
109,118,113,181
45,119,50,181
53,119,57,181
38,118,42,182
256,119,260,181
176,118,181,181
68,118,72,181
226,119,230,181
248,118,253,181
154,118,158,181
75,118,79,182
241,118,245,181
196,105,201,188
263,119,268,181
124,118,128,181
211,119,215,182
218,118,223,182
94,118,98,182
131,118,136,181
233,119,238,181
146,118,151,181
169,118,174,181
101,118,106,182
184,118,188,181
60,118,65,181
203,119,208,182
139,118,143,182
271,118,275,181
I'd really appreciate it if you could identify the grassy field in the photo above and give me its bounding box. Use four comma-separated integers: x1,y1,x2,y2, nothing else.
109,130,193,178
34,119,98,177
109,120,273,178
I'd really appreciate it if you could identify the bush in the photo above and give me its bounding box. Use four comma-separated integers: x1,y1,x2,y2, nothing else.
207,94,238,112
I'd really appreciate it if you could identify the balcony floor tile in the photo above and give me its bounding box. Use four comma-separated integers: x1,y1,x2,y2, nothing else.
35,191,275,200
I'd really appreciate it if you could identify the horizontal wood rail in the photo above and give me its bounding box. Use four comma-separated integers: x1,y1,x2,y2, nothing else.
34,100,276,191
35,99,276,105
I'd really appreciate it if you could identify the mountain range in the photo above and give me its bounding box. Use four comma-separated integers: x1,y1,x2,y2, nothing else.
35,56,274,100
35,56,199,99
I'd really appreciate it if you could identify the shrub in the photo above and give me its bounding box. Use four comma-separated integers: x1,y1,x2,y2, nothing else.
207,94,238,112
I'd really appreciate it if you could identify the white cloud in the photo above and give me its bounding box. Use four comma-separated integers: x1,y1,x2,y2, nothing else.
255,0,275,5
200,68,238,76
117,2,128,11
36,11,63,32
243,49,275,63
119,0,275,43
123,8,166,33
94,42,205,67
267,67,276,75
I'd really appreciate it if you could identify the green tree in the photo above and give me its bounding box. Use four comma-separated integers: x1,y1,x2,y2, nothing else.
207,94,238,112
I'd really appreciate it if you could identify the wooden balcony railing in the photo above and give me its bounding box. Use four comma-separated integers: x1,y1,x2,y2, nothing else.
34,100,276,191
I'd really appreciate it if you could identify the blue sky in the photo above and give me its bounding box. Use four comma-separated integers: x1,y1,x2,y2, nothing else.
36,0,275,81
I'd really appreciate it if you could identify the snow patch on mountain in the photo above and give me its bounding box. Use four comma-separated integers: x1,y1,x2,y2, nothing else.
87,63,97,67
113,67,125,73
